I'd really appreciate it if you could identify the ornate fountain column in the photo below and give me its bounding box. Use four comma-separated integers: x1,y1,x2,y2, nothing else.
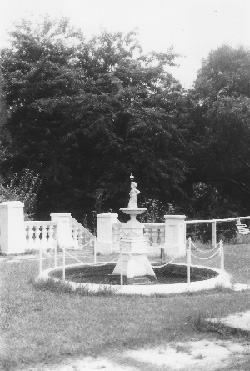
112,175,156,284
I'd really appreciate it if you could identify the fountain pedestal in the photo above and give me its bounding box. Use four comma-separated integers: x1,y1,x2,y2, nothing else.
112,203,156,284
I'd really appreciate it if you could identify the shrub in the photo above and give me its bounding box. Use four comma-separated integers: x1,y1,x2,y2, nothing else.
0,168,41,219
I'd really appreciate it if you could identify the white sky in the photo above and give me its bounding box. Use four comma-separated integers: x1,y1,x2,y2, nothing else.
0,0,250,87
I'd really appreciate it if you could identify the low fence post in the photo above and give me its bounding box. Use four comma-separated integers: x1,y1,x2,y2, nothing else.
120,244,123,286
39,243,43,276
93,237,97,264
212,221,217,248
62,245,66,281
187,237,191,288
161,247,165,264
54,244,57,268
220,240,224,271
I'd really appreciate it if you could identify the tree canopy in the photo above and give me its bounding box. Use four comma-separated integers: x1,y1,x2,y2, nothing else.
0,17,189,222
185,45,250,218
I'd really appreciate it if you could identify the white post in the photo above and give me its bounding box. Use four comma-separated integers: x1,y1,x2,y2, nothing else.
54,243,57,268
187,237,191,288
212,221,217,248
39,243,43,276
120,244,123,286
161,247,165,264
62,245,66,281
35,225,41,250
50,213,73,249
96,213,120,254
220,240,224,271
93,237,97,264
0,201,26,254
164,215,186,258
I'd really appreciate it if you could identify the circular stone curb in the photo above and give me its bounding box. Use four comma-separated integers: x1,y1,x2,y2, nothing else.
38,262,232,296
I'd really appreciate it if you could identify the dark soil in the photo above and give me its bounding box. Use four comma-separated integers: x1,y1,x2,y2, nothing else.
49,263,218,285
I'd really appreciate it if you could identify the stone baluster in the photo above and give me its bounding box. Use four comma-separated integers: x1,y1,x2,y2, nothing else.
82,229,88,247
72,225,78,247
35,225,41,249
24,226,28,245
48,225,54,247
159,228,165,245
30,226,35,247
78,228,83,247
143,227,151,245
149,228,153,245
152,228,158,245
41,225,47,248
26,225,31,246
77,227,82,248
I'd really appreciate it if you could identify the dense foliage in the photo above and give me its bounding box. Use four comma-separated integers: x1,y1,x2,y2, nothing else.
185,45,250,218
0,17,189,222
1,18,250,224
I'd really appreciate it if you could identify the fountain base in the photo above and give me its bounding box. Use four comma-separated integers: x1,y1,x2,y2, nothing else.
112,251,156,284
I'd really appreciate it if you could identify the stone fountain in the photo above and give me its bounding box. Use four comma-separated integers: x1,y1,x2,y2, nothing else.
112,175,156,284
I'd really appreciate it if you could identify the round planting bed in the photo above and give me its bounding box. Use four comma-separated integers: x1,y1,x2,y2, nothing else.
38,262,231,296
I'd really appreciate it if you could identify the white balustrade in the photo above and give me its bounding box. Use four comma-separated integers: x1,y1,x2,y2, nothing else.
110,222,165,256
143,223,165,246
143,223,165,257
24,221,57,250
71,218,93,249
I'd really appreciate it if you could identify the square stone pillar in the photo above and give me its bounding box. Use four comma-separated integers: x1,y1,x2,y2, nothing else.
96,213,120,254
0,201,26,254
164,215,186,258
50,213,73,249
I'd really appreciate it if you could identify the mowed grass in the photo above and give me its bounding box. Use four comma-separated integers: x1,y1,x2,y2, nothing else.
1,243,250,370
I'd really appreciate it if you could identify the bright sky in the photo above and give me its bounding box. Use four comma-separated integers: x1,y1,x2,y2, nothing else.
1,0,250,87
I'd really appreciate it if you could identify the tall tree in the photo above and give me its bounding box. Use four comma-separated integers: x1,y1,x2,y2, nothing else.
1,17,188,221
188,45,250,217
0,63,7,128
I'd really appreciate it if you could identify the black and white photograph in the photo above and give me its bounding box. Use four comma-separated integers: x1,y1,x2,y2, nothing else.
1,1,250,370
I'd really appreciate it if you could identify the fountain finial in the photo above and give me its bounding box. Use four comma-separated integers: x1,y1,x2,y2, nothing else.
128,175,140,208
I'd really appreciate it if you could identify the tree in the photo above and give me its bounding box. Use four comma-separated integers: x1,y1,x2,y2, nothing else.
188,45,250,217
0,168,41,219
195,45,250,100
1,17,189,222
0,63,7,128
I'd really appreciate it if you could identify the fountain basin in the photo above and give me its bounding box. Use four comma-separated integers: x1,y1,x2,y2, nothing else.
38,262,231,296
119,208,147,216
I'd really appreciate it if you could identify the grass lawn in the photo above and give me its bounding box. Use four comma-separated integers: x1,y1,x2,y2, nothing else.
1,243,250,370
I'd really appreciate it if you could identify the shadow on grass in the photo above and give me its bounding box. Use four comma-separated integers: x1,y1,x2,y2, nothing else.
31,277,118,296
190,310,250,339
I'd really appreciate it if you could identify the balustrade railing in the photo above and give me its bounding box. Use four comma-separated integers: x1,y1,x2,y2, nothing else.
24,221,57,250
143,223,165,246
111,222,165,255
71,218,93,249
